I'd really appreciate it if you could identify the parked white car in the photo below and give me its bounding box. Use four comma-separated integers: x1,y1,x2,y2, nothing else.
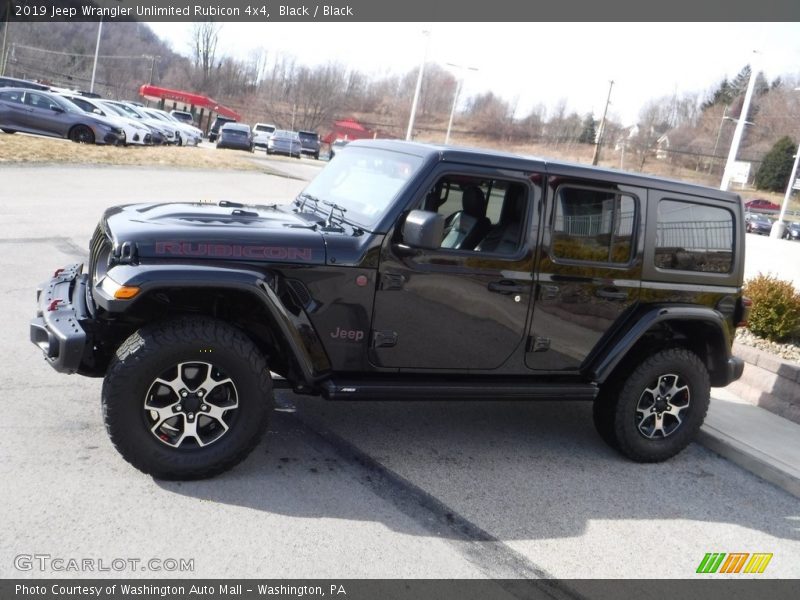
104,100,179,144
141,107,202,146
253,122,276,148
58,93,152,145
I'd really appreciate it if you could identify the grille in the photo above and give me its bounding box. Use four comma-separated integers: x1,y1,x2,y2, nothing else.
88,223,112,287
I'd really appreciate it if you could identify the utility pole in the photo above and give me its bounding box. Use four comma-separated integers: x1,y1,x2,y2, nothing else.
405,30,430,141
720,56,758,190
591,80,614,166
144,54,160,85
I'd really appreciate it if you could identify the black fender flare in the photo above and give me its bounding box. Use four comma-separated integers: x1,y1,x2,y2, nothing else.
94,263,331,385
587,305,736,386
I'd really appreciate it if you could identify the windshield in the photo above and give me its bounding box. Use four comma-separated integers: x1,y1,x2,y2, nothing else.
300,147,424,230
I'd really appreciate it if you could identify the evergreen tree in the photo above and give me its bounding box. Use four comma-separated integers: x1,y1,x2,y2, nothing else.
731,65,752,94
754,136,797,192
578,113,596,144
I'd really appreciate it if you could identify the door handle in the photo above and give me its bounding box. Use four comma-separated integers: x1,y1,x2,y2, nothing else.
488,280,526,294
596,287,628,301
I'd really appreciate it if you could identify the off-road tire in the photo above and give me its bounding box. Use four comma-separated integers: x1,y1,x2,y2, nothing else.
102,317,272,479
594,348,710,462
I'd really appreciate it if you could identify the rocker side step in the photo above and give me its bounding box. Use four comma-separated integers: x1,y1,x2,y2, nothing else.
320,378,598,401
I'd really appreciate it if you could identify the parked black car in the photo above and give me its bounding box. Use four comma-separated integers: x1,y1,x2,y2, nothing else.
31,140,747,479
0,87,124,144
208,115,236,142
745,212,772,235
783,222,800,241
216,123,254,152
298,130,321,159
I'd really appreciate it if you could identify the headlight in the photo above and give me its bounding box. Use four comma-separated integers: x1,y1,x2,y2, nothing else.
99,274,140,300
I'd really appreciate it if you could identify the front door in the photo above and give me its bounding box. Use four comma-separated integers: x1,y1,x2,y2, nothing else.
370,168,541,371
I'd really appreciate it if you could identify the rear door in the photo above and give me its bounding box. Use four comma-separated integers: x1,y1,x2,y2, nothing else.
526,177,644,372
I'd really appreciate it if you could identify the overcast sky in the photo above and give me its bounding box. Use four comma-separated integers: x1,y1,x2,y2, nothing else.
146,22,800,125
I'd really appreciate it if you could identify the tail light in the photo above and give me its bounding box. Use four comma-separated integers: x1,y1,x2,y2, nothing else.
736,296,753,328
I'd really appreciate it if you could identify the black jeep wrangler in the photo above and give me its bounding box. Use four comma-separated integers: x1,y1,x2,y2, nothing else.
30,140,747,479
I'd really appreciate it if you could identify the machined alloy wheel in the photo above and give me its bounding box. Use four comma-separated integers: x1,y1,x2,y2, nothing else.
144,361,239,449
635,373,690,439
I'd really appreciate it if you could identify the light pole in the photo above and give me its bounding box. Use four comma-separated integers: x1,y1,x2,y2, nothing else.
591,80,614,166
89,17,103,93
770,87,800,239
405,30,430,141
0,0,10,77
444,63,478,145
720,56,759,190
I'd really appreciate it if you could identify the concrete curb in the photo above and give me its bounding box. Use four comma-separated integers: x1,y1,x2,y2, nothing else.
699,390,800,500
697,428,800,500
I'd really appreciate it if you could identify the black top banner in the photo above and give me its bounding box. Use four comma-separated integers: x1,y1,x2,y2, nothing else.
3,0,799,22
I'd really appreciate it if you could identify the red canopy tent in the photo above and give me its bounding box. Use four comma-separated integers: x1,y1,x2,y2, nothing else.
323,118,375,144
138,84,241,131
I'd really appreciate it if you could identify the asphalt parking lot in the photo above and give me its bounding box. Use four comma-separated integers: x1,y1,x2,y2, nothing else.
1,165,799,581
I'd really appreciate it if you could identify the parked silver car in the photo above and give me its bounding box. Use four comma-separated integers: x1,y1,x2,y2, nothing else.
266,129,302,158
0,88,124,144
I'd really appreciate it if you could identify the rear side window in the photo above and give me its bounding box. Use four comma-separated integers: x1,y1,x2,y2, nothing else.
551,186,637,264
655,199,733,273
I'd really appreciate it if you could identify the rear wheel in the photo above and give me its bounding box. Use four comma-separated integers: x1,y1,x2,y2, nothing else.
593,348,710,462
69,125,95,144
102,317,273,479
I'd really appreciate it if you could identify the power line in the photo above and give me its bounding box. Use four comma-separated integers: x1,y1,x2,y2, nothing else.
12,42,151,60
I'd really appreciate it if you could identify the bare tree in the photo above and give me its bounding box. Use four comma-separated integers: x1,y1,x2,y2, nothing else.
190,21,220,90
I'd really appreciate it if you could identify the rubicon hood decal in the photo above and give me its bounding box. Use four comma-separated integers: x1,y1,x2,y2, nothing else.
154,242,314,261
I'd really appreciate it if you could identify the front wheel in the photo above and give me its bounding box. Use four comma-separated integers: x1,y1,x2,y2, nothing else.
1,128,16,134
593,348,710,462
102,318,273,479
69,125,95,144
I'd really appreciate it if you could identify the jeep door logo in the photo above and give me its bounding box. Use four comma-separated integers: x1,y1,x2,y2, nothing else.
154,242,313,261
331,327,364,342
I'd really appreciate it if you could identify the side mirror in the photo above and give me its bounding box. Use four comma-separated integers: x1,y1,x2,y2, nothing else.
402,210,444,250
50,105,65,113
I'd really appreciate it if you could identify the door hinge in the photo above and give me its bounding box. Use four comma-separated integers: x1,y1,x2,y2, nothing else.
381,273,405,291
526,335,550,352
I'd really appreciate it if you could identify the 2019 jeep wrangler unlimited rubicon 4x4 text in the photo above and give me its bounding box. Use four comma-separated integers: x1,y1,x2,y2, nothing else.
30,140,747,479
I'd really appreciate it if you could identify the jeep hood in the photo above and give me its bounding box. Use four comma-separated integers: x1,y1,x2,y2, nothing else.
102,202,326,265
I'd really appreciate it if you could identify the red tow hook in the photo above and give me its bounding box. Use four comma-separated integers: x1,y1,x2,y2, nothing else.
53,268,65,277
47,299,64,312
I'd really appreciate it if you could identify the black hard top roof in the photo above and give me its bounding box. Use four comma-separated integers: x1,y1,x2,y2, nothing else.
349,139,742,203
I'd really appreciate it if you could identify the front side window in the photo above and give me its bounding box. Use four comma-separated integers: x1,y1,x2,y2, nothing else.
416,175,529,254
656,200,733,273
551,186,636,264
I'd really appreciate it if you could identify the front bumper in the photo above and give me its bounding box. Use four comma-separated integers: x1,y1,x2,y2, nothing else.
29,264,91,374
